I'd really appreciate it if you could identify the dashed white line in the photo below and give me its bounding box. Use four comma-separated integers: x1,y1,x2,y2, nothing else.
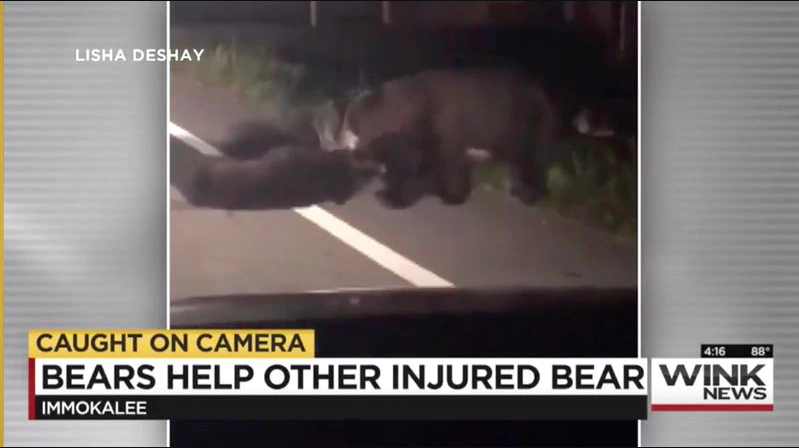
168,122,455,289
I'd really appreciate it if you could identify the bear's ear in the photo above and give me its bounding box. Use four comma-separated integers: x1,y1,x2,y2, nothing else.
351,86,385,110
346,86,375,104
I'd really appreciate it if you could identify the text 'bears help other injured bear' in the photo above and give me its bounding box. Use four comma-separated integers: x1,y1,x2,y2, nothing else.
334,68,573,208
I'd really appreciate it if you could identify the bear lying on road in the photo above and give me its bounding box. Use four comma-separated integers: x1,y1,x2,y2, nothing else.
186,145,379,211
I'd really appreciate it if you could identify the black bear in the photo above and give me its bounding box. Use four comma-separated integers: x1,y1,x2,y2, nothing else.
334,68,574,208
186,145,379,211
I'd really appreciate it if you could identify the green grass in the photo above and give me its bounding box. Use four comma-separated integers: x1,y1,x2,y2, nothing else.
171,35,334,130
172,35,637,244
545,137,637,244
472,137,637,244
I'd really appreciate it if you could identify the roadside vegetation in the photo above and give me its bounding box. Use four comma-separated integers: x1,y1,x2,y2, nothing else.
171,30,637,245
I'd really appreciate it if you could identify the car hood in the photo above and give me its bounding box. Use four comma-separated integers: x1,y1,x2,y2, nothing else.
170,285,637,328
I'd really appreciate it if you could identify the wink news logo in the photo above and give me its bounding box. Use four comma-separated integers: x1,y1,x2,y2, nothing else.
662,363,767,400
651,359,774,411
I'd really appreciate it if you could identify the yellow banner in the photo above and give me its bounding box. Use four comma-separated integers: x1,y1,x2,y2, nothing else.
29,330,315,358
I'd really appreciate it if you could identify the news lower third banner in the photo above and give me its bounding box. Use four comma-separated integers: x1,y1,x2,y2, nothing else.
27,331,774,421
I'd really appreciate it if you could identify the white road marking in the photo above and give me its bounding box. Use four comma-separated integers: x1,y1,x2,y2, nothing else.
169,122,223,157
170,186,188,203
168,122,455,288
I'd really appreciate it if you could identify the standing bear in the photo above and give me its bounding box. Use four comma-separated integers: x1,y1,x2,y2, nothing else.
333,68,577,209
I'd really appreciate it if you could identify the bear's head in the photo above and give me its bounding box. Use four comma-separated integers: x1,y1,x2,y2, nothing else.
336,88,384,151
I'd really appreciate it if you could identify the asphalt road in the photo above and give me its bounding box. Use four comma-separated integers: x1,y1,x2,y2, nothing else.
169,75,637,301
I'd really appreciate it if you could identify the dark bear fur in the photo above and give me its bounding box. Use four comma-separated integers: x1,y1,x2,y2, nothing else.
336,68,573,207
212,120,318,161
185,145,379,211
348,131,440,209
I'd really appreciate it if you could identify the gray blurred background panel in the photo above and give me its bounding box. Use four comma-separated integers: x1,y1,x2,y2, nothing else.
4,1,168,446
642,2,799,446
5,0,799,446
